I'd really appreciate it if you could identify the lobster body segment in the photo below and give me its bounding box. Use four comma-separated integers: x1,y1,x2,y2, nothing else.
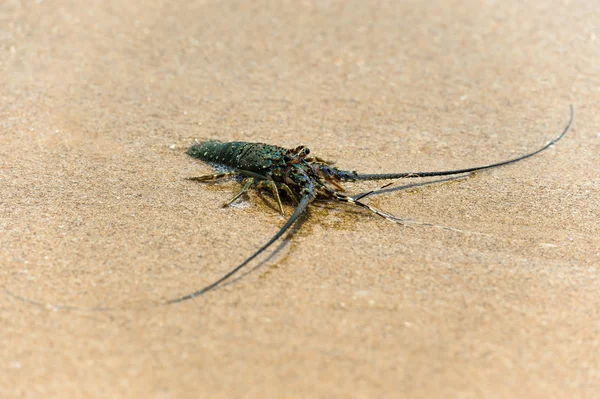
187,141,289,174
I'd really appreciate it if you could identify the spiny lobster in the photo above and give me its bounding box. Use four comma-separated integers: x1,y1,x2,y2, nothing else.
167,105,574,304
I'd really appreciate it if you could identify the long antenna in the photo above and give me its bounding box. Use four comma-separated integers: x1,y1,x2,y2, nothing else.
6,196,312,310
164,194,314,304
355,105,573,181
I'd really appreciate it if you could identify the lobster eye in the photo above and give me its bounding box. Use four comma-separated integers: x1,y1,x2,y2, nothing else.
301,147,310,156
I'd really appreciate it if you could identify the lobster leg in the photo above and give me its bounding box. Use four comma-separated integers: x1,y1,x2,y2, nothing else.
187,171,236,182
325,178,346,191
277,182,299,204
223,177,254,207
256,179,285,215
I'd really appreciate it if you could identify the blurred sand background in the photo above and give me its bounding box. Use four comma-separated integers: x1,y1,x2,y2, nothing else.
1,0,599,397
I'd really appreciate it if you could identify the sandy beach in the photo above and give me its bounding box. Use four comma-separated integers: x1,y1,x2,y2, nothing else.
1,0,599,397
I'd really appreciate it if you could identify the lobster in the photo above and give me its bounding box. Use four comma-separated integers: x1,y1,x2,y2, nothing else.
167,105,574,304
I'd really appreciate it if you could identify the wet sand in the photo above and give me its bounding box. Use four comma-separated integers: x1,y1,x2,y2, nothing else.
1,0,599,397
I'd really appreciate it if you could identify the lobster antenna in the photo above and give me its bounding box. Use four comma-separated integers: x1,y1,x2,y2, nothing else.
355,105,573,181
165,194,314,304
6,196,313,310
333,192,405,223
